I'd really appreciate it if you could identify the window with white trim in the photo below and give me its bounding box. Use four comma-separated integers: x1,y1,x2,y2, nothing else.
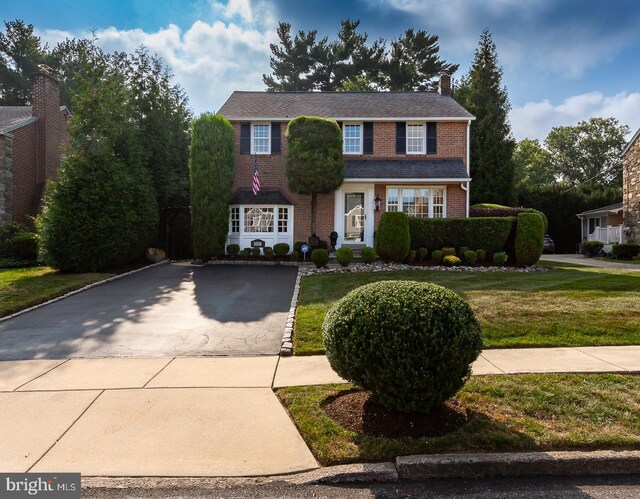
386,187,446,218
251,123,270,154
406,123,425,154
244,207,274,232
230,207,240,233
343,123,363,154
278,207,288,233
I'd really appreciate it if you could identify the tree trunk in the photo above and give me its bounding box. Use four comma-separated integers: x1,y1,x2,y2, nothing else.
311,192,317,236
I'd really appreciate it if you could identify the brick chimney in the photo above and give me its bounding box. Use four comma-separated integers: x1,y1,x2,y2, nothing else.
31,64,61,186
438,70,451,97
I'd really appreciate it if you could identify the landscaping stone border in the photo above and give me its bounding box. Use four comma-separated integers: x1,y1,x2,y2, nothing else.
280,265,304,355
0,260,170,324
300,262,549,276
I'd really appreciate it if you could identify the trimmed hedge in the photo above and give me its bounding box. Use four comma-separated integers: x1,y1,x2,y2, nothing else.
8,232,37,260
361,246,376,264
374,212,410,263
493,251,508,266
311,248,329,268
612,243,640,260
264,247,274,260
290,250,300,261
408,217,516,254
514,212,545,266
274,243,290,256
336,246,353,267
443,255,461,267
432,250,443,264
470,204,548,233
582,240,604,256
226,244,240,256
323,280,482,413
417,247,429,261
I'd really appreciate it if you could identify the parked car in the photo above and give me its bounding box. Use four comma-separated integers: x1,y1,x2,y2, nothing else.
543,235,555,254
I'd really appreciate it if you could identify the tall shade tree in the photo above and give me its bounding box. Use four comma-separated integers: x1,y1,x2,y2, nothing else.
513,138,556,189
264,19,455,92
0,20,48,105
189,114,235,261
386,28,458,91
544,117,630,188
38,46,158,272
286,116,344,235
454,29,516,205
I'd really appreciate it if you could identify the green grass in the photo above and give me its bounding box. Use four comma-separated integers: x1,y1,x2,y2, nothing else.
0,266,113,317
294,261,640,354
276,374,640,466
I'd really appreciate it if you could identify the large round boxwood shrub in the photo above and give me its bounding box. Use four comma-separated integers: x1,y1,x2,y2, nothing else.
323,280,483,413
374,211,410,262
311,248,329,268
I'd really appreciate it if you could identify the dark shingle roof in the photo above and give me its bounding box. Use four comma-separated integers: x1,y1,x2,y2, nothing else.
344,159,470,181
230,189,293,205
218,91,474,120
0,106,33,132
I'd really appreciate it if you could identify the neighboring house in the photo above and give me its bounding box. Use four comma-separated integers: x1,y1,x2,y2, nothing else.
0,65,69,226
577,202,624,245
623,127,640,243
218,72,474,251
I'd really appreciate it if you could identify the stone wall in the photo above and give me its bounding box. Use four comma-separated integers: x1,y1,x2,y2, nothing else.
623,134,640,243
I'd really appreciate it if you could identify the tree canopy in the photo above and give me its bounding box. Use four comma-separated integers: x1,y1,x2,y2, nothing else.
264,19,457,92
513,138,556,189
286,116,344,235
454,29,516,206
544,117,629,188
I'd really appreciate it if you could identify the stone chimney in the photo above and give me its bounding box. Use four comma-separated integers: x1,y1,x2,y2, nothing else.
31,64,61,185
438,70,451,97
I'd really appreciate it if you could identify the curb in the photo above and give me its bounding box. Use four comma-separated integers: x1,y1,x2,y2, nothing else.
396,450,640,480
280,265,304,356
80,450,640,490
0,260,170,324
207,260,300,267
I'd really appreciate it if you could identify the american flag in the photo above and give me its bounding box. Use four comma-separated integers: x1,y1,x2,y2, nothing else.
252,157,261,195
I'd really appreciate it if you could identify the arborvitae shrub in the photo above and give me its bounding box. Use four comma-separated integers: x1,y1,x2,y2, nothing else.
374,212,410,262
514,213,544,266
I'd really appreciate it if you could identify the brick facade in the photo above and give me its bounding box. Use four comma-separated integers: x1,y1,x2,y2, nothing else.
0,66,69,226
623,132,640,243
231,119,469,245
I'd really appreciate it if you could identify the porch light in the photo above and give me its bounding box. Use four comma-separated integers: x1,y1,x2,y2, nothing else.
374,194,381,212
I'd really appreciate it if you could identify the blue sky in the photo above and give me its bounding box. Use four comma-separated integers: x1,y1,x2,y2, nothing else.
2,0,640,141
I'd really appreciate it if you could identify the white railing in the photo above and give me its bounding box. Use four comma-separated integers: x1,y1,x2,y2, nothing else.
588,225,623,244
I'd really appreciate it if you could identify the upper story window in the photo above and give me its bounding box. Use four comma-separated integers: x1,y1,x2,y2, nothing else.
251,123,270,154
406,123,425,154
396,122,437,155
343,123,363,154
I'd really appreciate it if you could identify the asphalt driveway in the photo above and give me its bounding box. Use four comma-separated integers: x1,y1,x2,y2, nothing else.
0,264,298,360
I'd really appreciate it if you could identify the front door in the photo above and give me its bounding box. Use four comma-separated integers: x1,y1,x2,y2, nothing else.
344,192,365,243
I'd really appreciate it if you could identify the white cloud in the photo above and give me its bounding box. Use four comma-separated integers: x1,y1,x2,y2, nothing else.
38,6,278,115
510,91,640,141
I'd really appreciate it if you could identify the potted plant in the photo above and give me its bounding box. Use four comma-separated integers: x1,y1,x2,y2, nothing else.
329,231,339,251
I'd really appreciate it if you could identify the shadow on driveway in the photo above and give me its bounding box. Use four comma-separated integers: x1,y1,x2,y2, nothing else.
0,264,297,360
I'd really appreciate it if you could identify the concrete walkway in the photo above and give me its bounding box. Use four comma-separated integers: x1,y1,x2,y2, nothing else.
541,254,640,270
2,346,640,476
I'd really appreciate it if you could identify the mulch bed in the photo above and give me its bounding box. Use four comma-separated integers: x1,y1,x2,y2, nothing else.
322,389,469,439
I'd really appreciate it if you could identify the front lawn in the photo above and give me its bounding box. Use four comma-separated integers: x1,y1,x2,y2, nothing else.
0,266,112,317
276,374,640,466
294,262,640,354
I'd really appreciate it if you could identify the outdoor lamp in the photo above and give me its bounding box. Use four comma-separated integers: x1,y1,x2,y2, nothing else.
374,194,381,212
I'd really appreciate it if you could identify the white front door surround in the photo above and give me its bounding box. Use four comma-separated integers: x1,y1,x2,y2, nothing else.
334,184,375,248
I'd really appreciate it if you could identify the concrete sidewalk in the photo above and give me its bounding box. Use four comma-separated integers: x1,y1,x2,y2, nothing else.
1,346,639,477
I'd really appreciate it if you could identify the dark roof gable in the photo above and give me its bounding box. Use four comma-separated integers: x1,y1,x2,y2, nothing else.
218,91,474,121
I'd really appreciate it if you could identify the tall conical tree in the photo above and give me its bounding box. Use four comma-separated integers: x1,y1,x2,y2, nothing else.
454,29,516,205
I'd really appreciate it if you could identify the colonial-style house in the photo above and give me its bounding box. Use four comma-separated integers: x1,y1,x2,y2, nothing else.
623,128,640,243
0,65,69,226
218,73,474,251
